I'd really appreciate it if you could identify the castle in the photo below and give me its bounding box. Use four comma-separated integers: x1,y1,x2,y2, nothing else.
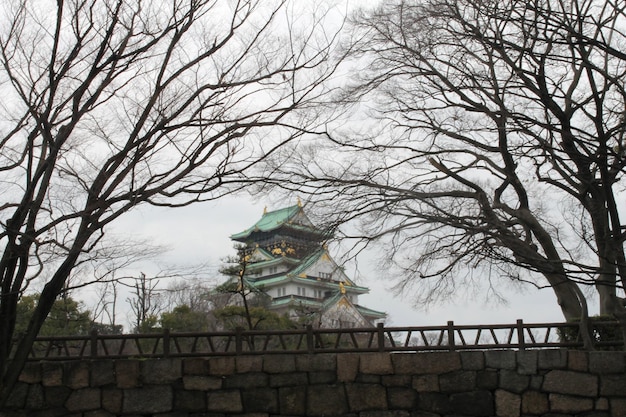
225,202,386,328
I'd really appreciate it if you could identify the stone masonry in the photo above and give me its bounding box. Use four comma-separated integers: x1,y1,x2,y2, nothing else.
3,349,626,416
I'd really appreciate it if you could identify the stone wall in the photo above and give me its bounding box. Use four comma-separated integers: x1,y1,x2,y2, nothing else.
4,349,626,416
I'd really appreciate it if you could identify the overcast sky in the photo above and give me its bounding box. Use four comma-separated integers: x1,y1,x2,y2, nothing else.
111,194,572,327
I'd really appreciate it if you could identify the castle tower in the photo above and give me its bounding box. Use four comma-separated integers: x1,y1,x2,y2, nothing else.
227,203,386,328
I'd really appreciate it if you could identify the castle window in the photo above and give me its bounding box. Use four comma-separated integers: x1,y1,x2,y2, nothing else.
319,272,332,279
269,266,278,274
297,287,306,297
277,287,286,297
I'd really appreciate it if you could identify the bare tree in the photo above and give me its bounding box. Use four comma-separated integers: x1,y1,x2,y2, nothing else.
126,273,163,333
268,0,626,340
0,0,343,402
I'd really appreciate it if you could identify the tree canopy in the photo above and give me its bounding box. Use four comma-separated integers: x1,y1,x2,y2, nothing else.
270,0,626,331
15,294,92,337
0,0,342,403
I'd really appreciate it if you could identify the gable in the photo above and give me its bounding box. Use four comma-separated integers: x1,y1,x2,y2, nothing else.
299,250,352,284
320,295,370,328
287,209,315,228
248,247,273,262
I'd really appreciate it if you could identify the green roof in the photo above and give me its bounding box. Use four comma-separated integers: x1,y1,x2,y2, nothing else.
355,304,387,319
231,205,301,241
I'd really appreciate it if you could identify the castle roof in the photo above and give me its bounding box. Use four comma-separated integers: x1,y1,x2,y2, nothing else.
230,204,326,242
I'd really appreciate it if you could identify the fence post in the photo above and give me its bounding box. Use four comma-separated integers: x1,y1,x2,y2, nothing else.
377,322,385,352
163,328,170,357
90,329,98,358
306,325,314,353
447,321,456,351
235,327,243,355
516,319,525,351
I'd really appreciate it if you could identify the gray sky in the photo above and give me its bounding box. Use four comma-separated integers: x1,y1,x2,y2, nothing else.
112,194,570,327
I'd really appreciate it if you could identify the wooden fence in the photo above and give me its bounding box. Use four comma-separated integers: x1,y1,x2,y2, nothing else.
17,320,623,361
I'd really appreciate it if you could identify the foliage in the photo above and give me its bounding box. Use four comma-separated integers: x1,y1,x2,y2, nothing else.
90,322,124,335
161,304,212,332
14,295,91,337
558,316,623,350
213,305,297,331
216,244,273,330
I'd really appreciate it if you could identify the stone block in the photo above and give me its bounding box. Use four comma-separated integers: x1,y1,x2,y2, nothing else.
360,353,394,375
90,361,115,386
44,385,72,407
499,369,530,393
309,370,337,384
495,389,521,417
18,362,41,383
484,350,516,370
101,387,123,414
337,353,359,382
142,358,182,384
297,353,336,372
65,387,101,412
577,412,611,417
476,370,498,390
182,375,223,391
25,384,46,410
599,374,626,396
589,352,625,374
529,374,543,390
306,384,349,416
381,374,412,387
279,385,307,415
206,389,243,413
537,349,567,369
460,351,484,370
549,393,593,413
596,397,609,410
241,387,279,413
123,385,173,414
418,392,452,415
543,370,597,397
269,371,308,387
41,362,63,386
568,350,589,372
387,387,417,409
236,356,263,373
173,389,206,411
611,398,626,417
223,372,268,389
346,383,387,412
5,381,28,409
263,354,296,373
208,356,236,376
115,360,141,388
65,362,90,389
182,358,209,375
83,411,116,417
356,373,381,384
361,412,410,417
449,391,494,416
393,352,461,374
439,371,476,393
516,350,537,375
412,374,439,392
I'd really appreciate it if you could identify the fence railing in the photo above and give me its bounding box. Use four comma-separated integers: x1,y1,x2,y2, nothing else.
17,320,623,361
